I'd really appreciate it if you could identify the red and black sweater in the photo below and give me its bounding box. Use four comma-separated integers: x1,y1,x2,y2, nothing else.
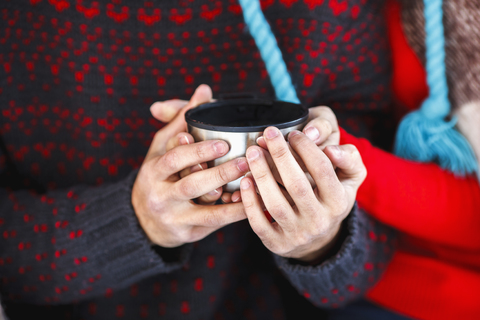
339,2,480,319
0,1,394,319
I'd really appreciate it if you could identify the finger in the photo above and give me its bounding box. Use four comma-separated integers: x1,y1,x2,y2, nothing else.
171,133,207,180
179,162,206,179
323,144,367,194
174,157,249,200
259,135,308,175
150,99,188,123
288,130,343,202
303,106,339,146
231,190,242,203
196,186,223,205
167,132,195,152
255,137,286,185
221,192,233,204
256,135,267,149
156,140,229,180
164,202,246,245
184,202,247,228
261,127,318,216
245,145,294,226
240,176,278,243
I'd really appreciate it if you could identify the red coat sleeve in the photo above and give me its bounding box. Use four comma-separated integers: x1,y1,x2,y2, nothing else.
340,127,480,250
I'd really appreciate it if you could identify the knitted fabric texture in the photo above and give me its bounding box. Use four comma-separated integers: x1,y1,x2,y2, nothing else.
394,0,478,176
398,0,480,174
0,1,394,319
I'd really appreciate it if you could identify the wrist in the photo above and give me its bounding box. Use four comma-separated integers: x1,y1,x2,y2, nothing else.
293,218,348,266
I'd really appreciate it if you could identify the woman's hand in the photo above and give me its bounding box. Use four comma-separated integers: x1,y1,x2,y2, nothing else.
240,126,366,263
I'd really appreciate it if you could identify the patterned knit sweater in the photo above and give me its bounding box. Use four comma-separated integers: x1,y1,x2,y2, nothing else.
0,1,394,319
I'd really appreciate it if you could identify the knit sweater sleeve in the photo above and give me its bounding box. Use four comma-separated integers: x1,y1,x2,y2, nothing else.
340,127,480,249
0,157,192,305
274,204,396,308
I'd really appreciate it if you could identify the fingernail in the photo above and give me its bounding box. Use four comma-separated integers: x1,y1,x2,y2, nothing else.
180,135,190,145
246,148,259,161
236,158,249,173
245,172,256,186
232,194,241,202
305,126,320,141
264,127,279,140
240,178,251,190
214,141,227,155
288,130,301,140
190,163,203,173
208,187,221,196
256,136,265,146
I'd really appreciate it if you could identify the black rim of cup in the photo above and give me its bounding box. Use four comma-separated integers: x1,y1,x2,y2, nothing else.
185,98,308,133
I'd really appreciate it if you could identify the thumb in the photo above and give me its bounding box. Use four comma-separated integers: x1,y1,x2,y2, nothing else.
150,84,213,123
150,99,188,123
148,85,213,157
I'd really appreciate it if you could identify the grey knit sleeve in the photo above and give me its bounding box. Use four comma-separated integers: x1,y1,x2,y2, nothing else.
274,204,396,308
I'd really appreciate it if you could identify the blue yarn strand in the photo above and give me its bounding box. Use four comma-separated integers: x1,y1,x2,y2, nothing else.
394,0,478,175
422,0,449,118
238,0,300,104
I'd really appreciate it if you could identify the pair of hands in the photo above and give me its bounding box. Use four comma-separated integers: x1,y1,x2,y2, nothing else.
132,85,366,263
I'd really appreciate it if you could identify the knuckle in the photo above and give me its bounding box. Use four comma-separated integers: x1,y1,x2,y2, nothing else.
214,165,231,184
320,119,333,134
161,150,180,172
293,232,311,247
145,194,163,214
176,178,200,199
253,171,269,185
320,106,337,123
310,218,329,236
269,145,290,161
242,198,256,212
310,159,333,180
160,212,177,228
360,166,368,182
290,134,310,149
194,143,208,160
289,179,311,198
195,142,216,161
268,203,288,221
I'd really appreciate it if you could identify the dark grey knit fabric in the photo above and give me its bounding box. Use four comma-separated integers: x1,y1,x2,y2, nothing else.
0,0,395,319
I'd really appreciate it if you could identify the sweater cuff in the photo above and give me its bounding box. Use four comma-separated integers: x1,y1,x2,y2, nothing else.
272,203,393,308
63,170,193,287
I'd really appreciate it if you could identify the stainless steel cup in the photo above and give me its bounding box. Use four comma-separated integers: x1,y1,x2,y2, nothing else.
185,98,308,193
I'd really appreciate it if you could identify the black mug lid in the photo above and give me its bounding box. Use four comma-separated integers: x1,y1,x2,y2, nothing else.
185,98,308,133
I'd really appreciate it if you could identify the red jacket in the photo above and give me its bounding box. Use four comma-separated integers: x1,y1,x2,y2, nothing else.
340,1,480,319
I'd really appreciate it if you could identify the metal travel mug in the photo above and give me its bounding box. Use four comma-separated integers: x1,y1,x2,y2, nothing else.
185,97,308,193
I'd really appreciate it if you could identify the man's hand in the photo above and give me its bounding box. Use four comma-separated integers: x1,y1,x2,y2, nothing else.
131,86,249,247
240,126,366,263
